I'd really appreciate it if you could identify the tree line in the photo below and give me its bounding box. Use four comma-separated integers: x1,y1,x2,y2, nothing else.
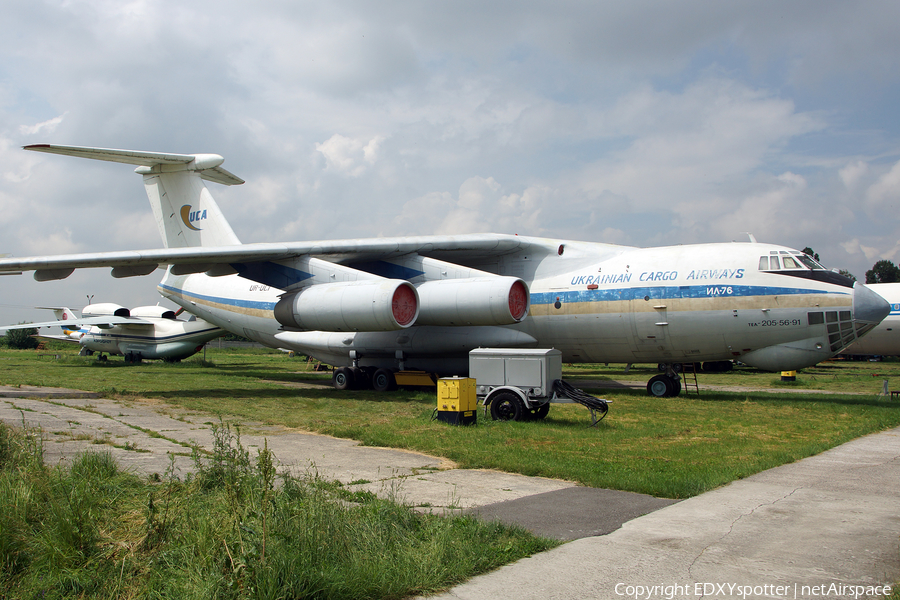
803,247,899,284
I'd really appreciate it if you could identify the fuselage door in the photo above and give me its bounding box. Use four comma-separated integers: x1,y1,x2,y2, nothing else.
631,287,670,359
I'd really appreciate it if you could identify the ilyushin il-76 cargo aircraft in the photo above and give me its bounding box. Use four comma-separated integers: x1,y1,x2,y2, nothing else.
0,144,889,397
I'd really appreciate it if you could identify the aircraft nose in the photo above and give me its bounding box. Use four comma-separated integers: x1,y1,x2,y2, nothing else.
853,282,890,326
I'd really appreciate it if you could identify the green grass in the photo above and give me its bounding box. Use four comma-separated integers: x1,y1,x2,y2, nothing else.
0,421,556,599
3,346,900,498
563,359,897,394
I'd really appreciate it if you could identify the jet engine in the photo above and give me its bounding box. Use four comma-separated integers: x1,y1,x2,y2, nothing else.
414,277,530,326
130,306,178,320
274,280,418,332
82,303,130,318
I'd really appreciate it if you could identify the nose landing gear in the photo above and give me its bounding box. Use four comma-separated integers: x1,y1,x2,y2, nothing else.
647,365,682,397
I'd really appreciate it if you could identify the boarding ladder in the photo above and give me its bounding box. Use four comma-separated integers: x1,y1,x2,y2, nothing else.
681,362,700,396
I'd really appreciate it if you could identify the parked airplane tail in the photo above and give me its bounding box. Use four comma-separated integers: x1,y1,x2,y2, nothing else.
36,306,79,323
35,306,78,329
24,145,243,248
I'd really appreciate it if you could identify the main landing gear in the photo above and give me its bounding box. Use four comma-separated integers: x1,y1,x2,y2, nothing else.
332,366,398,392
647,365,682,397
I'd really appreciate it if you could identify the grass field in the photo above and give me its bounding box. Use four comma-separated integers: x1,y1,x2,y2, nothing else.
3,344,900,499
0,420,556,599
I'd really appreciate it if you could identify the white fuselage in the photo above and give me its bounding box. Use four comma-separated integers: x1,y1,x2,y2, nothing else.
157,238,876,373
81,318,224,360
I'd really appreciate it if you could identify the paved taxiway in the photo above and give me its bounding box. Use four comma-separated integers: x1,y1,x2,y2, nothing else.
1,385,898,599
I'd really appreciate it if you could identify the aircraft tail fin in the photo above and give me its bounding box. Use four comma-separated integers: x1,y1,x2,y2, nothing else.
35,306,79,328
24,145,243,248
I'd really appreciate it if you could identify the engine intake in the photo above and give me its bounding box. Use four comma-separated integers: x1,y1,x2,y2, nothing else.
274,280,418,332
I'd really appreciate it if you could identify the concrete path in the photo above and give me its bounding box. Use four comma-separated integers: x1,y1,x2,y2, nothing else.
0,386,669,540
421,427,900,600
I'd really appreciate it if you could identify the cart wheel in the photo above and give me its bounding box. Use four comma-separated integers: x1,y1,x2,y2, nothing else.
490,392,525,421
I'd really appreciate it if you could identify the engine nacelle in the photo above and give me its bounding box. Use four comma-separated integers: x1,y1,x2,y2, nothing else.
415,277,529,326
130,306,178,320
82,303,130,318
274,280,419,332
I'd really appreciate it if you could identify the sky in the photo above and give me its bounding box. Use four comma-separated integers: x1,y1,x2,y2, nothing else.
2,0,899,325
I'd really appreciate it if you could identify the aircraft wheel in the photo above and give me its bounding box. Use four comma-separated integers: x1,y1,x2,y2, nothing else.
490,392,525,421
333,367,355,390
372,368,396,392
647,374,676,397
124,353,134,364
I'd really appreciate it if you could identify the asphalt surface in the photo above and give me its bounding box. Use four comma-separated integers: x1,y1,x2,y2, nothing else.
2,385,898,599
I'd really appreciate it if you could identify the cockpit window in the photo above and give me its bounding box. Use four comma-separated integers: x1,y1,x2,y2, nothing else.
759,251,827,272
796,254,825,270
781,256,801,269
757,250,853,288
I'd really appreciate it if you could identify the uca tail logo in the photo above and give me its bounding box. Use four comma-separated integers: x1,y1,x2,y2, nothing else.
181,205,207,231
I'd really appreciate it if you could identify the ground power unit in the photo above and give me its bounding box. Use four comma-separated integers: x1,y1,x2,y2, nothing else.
435,377,477,425
468,348,609,424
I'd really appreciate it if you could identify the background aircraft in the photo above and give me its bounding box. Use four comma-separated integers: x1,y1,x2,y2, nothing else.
2,302,225,363
0,144,889,396
31,307,88,343
841,283,900,357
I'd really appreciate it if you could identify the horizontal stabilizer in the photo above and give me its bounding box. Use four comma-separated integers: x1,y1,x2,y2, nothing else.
24,144,244,186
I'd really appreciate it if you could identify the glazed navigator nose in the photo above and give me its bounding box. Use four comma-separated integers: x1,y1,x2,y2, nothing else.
853,282,891,335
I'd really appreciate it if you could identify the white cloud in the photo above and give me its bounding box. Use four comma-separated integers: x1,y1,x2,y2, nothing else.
839,160,869,190
1,1,900,322
864,160,900,219
19,113,67,136
395,177,552,236
316,134,385,177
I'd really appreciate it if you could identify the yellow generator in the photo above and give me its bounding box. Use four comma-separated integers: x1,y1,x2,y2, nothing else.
436,377,477,425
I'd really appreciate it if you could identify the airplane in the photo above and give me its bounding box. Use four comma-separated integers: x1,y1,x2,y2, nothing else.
32,306,89,343
840,283,900,357
2,302,225,363
0,144,889,401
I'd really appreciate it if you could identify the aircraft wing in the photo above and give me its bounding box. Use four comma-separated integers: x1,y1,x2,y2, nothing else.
34,333,82,344
0,234,541,281
1,316,155,330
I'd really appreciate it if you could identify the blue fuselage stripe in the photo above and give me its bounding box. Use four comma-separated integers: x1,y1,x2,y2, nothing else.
530,284,844,305
159,284,278,311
